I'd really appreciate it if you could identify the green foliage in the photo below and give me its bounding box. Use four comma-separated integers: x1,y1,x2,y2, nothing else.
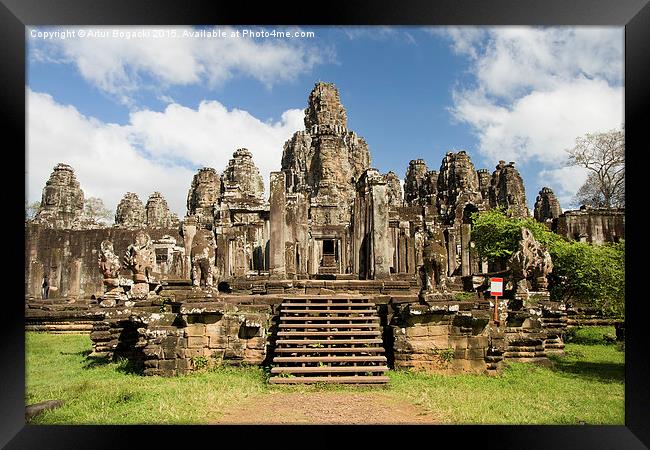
389,336,623,424
432,346,455,364
549,240,625,317
454,292,475,301
470,208,563,260
191,356,209,370
564,326,619,345
470,209,624,318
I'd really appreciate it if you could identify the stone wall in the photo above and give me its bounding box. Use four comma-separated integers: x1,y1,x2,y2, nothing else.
554,206,624,244
91,296,274,376
392,302,491,372
25,223,184,300
83,280,565,377
391,297,566,374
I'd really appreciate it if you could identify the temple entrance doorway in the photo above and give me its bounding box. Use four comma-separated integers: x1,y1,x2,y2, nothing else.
318,238,339,275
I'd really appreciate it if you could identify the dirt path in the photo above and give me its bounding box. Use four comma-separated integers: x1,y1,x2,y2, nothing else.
214,391,441,425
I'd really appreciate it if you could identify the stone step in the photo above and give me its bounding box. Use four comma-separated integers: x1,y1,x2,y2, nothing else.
273,355,387,363
507,345,543,352
272,292,386,383
283,295,373,299
278,323,380,329
277,330,381,337
276,338,384,346
274,347,385,353
503,351,547,358
281,316,379,322
269,375,390,384
271,365,388,374
280,309,376,314
281,302,375,307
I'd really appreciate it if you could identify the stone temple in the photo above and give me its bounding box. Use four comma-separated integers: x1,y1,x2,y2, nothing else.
25,82,625,383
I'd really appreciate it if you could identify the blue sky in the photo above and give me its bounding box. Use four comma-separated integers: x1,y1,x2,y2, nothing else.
26,26,624,217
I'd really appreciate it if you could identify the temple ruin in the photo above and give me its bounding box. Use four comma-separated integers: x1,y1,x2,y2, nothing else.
25,82,624,383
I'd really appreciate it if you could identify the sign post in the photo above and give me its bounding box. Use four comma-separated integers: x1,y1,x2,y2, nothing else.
490,277,503,325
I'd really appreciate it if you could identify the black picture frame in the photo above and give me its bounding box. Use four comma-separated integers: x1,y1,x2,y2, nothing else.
4,0,648,447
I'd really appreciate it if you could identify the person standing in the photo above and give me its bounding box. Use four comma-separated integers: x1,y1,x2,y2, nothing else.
41,275,49,299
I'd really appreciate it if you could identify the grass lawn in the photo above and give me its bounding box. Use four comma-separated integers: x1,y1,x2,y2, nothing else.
25,326,624,424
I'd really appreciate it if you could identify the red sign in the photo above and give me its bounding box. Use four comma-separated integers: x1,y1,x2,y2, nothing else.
490,277,503,297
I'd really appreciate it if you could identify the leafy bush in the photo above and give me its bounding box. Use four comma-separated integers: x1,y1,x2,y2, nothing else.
191,356,209,370
549,240,624,317
470,209,624,318
454,292,475,301
470,208,563,261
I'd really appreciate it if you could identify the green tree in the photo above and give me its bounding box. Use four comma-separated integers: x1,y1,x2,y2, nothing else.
470,208,562,261
471,208,624,318
550,240,625,317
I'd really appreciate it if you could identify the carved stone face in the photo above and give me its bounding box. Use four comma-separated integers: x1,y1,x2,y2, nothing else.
197,184,217,207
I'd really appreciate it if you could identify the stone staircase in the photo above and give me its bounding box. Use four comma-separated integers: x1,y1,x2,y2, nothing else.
318,254,338,275
269,296,389,384
503,338,547,360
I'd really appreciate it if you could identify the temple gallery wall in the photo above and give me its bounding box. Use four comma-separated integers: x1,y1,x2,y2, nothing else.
25,82,624,382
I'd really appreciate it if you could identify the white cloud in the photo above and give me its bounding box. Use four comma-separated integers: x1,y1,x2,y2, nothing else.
27,89,304,218
538,165,590,210
452,77,623,164
28,26,331,105
437,26,624,204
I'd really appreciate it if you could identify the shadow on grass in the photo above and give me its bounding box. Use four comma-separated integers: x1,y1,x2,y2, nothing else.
60,350,92,357
81,354,144,375
549,356,624,383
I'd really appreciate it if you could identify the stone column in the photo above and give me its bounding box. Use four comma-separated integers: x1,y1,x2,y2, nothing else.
352,196,365,276
269,172,286,277
461,223,471,276
446,230,457,276
370,178,391,279
398,231,407,274
182,218,197,280
68,258,82,299
406,235,416,274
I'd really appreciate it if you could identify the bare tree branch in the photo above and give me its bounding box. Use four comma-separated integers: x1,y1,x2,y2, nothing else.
566,129,624,208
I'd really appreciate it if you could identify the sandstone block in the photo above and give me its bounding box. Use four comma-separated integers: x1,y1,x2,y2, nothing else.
187,336,208,348
246,337,266,350
158,360,176,371
185,323,206,337
209,335,228,348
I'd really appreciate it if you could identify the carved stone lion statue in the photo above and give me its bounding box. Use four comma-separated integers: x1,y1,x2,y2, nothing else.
123,231,155,283
98,240,121,292
508,228,553,293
